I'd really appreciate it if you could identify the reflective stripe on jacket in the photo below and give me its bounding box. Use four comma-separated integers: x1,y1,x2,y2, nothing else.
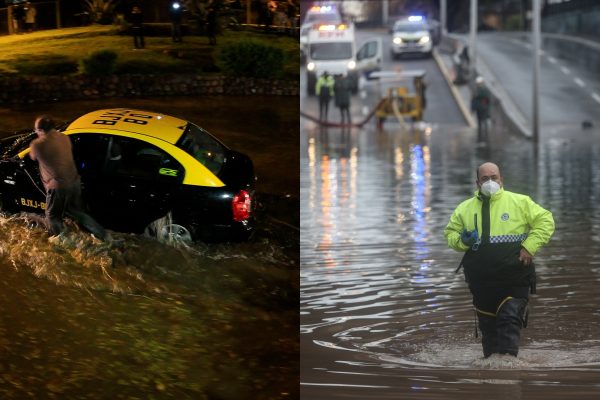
444,187,555,288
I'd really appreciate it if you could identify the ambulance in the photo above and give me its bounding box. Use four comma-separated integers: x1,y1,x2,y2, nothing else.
305,22,382,96
300,4,343,60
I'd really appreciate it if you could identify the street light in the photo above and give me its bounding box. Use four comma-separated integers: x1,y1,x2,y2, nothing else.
532,0,541,143
469,0,478,82
441,0,447,36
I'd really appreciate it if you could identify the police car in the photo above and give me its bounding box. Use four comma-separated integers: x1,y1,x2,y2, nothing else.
390,16,433,59
0,109,256,243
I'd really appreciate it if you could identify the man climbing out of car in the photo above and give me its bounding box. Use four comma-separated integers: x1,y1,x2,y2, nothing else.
29,115,107,241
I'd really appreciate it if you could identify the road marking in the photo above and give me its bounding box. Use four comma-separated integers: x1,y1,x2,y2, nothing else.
592,92,600,104
362,106,369,115
547,56,557,64
360,90,367,100
560,66,571,75
574,77,585,87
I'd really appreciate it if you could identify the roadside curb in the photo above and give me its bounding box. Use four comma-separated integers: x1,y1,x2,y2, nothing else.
432,48,476,128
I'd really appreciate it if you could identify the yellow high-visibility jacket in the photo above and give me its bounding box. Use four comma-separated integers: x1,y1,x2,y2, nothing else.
445,187,554,288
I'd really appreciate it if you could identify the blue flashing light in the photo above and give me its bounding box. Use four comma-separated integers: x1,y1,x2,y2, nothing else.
408,16,423,22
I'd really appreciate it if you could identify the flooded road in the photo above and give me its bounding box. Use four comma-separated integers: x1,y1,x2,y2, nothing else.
300,119,600,399
0,96,298,399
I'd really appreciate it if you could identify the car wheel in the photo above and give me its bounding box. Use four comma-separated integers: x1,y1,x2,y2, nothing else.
145,212,193,245
158,224,193,244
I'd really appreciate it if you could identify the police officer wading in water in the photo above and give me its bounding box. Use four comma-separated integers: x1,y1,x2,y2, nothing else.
29,115,107,241
316,71,335,123
444,162,554,358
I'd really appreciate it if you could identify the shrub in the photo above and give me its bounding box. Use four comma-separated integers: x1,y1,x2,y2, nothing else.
217,40,284,79
13,55,78,75
82,49,118,75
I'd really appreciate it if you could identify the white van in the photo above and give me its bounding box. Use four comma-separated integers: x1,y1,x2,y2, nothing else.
305,23,382,96
300,4,343,60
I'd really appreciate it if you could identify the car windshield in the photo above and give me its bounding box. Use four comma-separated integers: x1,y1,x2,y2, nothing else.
310,42,352,60
0,121,70,159
177,123,227,176
394,22,428,33
0,132,35,159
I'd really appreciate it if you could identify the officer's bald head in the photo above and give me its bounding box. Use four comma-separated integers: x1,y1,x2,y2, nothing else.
476,162,503,187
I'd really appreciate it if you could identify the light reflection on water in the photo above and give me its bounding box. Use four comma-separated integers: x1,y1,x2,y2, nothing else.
301,123,600,398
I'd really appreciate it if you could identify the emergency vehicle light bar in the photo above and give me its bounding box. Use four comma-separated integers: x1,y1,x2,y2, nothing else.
317,24,347,31
408,16,423,22
310,5,333,13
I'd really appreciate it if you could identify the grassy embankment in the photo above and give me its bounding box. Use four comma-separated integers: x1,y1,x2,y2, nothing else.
0,24,299,78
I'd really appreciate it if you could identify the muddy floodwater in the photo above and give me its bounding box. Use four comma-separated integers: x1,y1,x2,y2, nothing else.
301,121,600,399
0,96,298,399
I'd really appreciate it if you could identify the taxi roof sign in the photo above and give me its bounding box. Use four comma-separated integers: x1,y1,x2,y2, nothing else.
66,109,187,145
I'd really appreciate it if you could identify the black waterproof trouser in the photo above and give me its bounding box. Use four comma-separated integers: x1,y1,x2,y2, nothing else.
132,26,144,49
471,286,529,357
46,183,106,240
476,111,489,141
339,106,351,124
319,97,330,122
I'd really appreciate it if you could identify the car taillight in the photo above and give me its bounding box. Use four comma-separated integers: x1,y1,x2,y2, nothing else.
232,190,251,222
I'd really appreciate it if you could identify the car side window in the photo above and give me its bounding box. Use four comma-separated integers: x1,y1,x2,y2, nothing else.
108,137,184,183
70,134,109,176
358,41,376,59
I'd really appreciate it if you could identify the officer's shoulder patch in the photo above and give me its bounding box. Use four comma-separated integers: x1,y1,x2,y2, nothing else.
501,213,509,221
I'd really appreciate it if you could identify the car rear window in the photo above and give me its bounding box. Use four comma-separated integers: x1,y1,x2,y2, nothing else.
177,123,226,176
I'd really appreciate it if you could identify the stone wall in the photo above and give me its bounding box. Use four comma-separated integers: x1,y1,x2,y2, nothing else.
0,74,299,104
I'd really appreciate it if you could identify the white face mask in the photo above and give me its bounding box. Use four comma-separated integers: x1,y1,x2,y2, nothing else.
480,180,501,196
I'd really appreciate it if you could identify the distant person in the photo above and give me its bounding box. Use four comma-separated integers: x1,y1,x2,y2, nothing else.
471,76,491,142
170,0,183,42
206,2,217,45
334,74,352,124
24,2,36,32
29,115,107,241
445,162,554,359
230,0,243,24
286,0,297,35
130,5,145,49
316,71,335,123
258,0,271,31
12,4,25,34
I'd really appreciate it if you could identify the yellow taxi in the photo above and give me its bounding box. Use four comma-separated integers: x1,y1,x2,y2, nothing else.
0,108,256,242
